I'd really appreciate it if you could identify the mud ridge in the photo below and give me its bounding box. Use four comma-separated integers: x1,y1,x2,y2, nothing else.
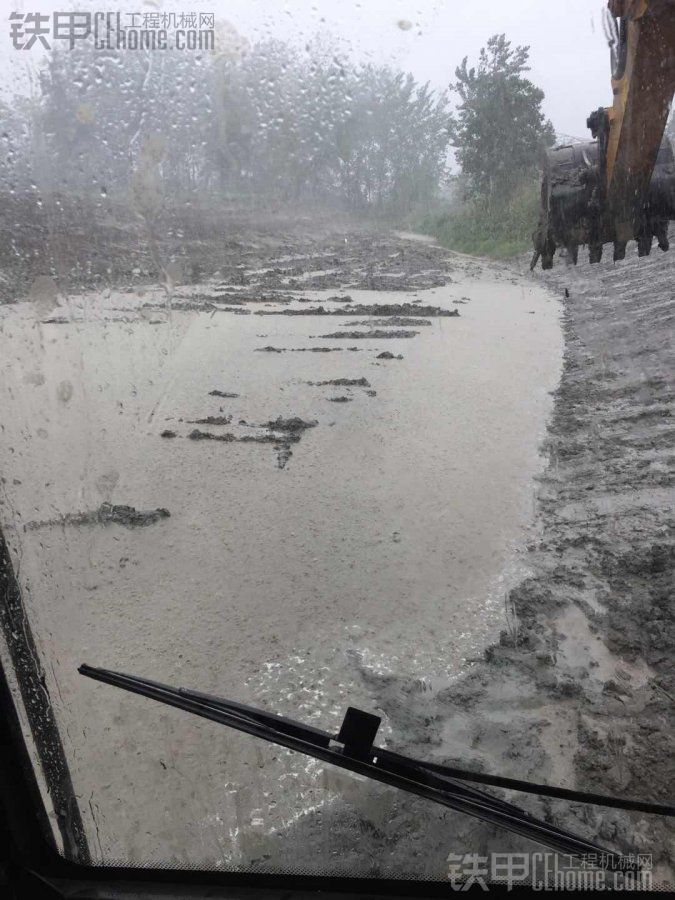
346,317,432,327
187,416,317,470
317,330,418,340
253,303,457,318
307,378,370,387
25,502,170,529
189,416,233,426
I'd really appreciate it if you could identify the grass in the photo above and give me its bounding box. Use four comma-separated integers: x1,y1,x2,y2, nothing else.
418,179,540,259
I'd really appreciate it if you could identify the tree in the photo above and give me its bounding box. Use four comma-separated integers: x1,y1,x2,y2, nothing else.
449,34,555,198
14,34,451,217
333,66,450,214
38,42,213,200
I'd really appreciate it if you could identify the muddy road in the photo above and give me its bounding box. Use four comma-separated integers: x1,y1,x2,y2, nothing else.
244,238,675,885
0,225,563,868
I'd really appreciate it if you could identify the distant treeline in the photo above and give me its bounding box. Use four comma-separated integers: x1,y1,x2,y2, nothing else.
1,37,451,217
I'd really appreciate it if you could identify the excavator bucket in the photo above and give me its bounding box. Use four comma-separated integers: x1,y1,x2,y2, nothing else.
532,0,675,270
531,138,675,269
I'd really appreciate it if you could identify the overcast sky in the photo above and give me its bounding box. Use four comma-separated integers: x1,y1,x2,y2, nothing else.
1,0,611,138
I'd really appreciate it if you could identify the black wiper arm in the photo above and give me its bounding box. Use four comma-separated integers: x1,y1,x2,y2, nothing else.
79,664,672,872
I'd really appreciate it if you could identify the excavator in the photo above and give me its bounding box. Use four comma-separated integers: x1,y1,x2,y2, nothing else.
531,0,675,269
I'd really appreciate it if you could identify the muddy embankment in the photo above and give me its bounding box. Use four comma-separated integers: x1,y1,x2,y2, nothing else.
263,242,674,883
454,244,675,881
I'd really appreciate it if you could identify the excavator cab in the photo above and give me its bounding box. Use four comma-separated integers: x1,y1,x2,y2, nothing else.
532,0,675,269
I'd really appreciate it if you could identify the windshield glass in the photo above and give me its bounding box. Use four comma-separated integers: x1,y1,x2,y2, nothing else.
0,0,672,888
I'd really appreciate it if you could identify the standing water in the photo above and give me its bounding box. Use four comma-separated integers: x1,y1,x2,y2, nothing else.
0,237,562,868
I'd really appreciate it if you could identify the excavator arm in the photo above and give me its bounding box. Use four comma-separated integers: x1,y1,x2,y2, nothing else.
532,0,675,268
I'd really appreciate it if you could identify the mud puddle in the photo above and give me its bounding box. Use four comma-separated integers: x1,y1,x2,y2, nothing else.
0,232,562,870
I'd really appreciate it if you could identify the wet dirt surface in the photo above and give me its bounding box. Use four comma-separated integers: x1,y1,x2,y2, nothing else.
0,224,564,872
250,242,675,885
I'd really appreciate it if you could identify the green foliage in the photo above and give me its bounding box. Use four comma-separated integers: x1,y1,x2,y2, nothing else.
420,177,541,258
449,34,554,199
422,33,553,257
332,66,450,214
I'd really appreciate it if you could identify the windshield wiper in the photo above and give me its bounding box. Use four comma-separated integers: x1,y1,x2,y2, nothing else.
79,664,673,873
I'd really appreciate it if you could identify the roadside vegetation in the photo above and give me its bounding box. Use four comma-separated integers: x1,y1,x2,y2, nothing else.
419,178,541,258
420,35,554,258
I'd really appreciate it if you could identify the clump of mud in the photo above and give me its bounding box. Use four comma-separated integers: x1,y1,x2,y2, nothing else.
291,347,344,353
254,306,333,317
347,317,432,327
347,303,456,317
253,303,457,318
267,417,318,469
189,416,233,426
98,503,170,527
188,429,278,444
26,502,170,529
308,378,370,387
187,416,317,470
289,347,365,353
255,346,367,353
377,351,403,360
266,416,317,435
318,330,418,340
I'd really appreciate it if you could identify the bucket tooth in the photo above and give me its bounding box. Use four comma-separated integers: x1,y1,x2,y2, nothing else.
533,139,675,269
589,243,603,264
637,233,653,256
654,222,669,252
613,240,627,261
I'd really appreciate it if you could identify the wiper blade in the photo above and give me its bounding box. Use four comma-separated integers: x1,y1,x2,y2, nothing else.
79,664,672,872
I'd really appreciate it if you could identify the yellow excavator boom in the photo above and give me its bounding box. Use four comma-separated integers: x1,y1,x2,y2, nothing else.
532,0,675,268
